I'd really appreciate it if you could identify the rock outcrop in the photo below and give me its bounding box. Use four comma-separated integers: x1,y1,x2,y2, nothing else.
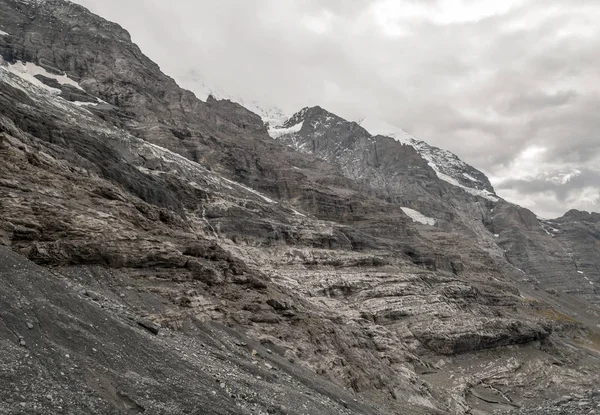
272,105,600,315
0,247,383,415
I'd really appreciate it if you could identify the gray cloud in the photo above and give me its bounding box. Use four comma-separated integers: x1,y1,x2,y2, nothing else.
503,90,578,115
497,169,600,201
73,0,600,217
496,169,600,217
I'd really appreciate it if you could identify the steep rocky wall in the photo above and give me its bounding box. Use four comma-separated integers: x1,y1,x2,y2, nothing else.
0,2,599,414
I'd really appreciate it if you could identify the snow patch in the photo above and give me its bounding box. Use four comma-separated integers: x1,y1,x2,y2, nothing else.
0,30,9,36
577,271,584,274
268,121,304,139
359,117,412,144
221,178,276,204
401,207,436,226
416,148,499,202
72,101,98,107
1,60,84,93
292,209,306,217
540,221,560,236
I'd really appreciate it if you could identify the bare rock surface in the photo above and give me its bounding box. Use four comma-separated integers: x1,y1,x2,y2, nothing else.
0,1,599,414
0,247,384,415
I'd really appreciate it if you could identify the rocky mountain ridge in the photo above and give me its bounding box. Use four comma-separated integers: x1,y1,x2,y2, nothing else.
270,106,599,309
0,1,599,414
357,117,497,199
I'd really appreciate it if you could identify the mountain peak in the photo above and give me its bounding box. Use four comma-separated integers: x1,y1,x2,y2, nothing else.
359,116,497,199
272,109,498,201
359,117,413,144
560,209,600,222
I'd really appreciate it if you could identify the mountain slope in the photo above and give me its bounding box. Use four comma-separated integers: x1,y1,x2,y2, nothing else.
0,246,385,415
272,106,600,309
540,210,600,303
0,1,599,414
358,117,497,200
174,69,289,129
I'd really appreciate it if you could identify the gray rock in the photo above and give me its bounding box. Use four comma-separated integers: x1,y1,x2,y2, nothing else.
137,319,160,335
0,2,598,415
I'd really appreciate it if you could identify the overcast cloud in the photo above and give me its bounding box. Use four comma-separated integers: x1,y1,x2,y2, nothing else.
74,0,600,218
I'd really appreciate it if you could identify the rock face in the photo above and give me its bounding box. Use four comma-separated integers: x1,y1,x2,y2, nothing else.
357,116,496,196
272,106,600,311
489,205,600,308
0,1,599,414
0,247,381,415
544,211,600,301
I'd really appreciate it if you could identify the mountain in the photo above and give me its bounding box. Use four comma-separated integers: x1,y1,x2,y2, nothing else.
539,210,600,300
0,1,599,414
270,106,600,308
174,68,289,129
358,117,497,200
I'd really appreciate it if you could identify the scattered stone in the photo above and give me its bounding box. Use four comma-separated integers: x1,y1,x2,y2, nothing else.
557,395,573,404
84,290,103,302
137,319,160,335
266,298,291,311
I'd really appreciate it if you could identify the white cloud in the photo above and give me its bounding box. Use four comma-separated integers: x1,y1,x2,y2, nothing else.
302,10,335,34
371,0,526,27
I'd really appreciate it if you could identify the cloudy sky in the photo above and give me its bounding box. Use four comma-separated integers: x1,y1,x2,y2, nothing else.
74,0,599,218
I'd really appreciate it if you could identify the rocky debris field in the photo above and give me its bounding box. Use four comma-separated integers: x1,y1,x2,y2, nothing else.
0,1,599,414
503,389,600,414
0,247,387,415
